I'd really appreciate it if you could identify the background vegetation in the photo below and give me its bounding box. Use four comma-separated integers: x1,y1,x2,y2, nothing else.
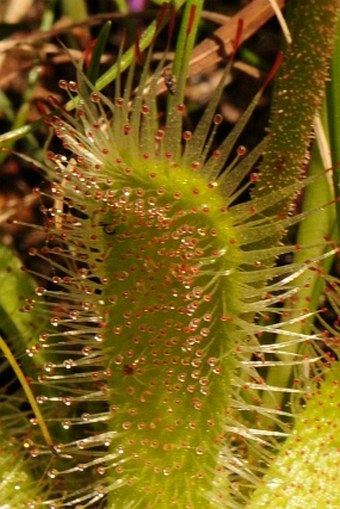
0,1,339,508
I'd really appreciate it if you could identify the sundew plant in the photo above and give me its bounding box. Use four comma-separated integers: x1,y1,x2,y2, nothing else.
0,0,339,508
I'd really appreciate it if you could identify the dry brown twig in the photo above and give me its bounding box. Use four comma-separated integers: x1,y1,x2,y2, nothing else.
157,0,285,94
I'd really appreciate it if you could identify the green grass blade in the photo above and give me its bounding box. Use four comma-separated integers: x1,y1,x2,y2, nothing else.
86,21,112,84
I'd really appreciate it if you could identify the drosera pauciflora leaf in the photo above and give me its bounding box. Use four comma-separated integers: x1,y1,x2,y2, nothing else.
327,12,340,223
7,3,339,508
23,27,336,509
0,244,46,365
252,0,340,219
0,429,42,509
247,361,340,509
255,0,340,415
